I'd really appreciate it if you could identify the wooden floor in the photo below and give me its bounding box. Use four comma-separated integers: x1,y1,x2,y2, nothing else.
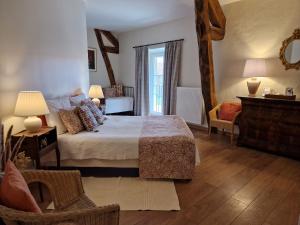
120,130,300,225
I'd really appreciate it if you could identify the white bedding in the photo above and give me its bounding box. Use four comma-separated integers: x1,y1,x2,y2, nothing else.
42,116,200,167
43,116,143,163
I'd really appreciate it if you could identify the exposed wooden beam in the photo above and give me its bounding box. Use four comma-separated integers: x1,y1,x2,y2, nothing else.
194,0,226,123
94,29,119,86
101,30,119,53
209,0,226,40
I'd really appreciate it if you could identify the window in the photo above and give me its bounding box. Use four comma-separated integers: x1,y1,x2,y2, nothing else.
149,47,165,115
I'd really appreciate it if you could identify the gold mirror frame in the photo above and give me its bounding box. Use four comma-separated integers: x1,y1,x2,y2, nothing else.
279,28,300,70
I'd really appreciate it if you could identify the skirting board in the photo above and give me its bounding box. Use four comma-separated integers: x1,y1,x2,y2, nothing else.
187,122,208,132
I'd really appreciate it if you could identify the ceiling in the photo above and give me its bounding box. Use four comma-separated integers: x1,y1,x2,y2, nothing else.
85,0,242,33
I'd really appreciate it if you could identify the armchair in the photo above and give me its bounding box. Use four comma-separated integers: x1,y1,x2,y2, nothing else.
0,170,120,225
209,104,241,144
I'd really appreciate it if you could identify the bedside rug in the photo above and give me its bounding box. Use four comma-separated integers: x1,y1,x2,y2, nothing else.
82,177,180,211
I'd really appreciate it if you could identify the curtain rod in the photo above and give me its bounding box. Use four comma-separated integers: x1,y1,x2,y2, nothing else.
132,39,184,49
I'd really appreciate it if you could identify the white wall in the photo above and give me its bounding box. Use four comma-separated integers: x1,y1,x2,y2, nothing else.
118,16,200,88
0,0,89,132
87,28,119,87
214,0,300,103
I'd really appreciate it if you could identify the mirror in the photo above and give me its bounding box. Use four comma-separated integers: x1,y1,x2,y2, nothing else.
280,29,300,70
285,40,300,64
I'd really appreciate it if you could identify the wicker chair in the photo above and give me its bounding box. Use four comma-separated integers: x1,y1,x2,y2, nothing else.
0,170,120,225
209,104,241,144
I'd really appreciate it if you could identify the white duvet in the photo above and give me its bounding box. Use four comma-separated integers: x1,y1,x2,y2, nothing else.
57,116,143,161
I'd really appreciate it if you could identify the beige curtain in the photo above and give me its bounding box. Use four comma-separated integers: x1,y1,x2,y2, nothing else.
163,40,183,115
134,46,149,116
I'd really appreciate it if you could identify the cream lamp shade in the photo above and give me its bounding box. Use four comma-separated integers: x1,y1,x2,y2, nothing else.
243,59,267,97
89,85,104,107
14,91,49,132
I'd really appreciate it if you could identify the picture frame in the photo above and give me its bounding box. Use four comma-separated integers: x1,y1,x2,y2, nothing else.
262,87,271,97
285,87,294,96
88,48,97,72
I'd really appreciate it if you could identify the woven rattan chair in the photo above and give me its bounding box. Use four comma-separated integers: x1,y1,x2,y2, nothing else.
209,104,241,144
0,170,120,225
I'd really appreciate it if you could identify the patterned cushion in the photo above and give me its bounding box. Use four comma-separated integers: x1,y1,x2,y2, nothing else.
103,88,117,98
81,99,104,125
77,105,98,131
58,108,84,134
112,84,123,97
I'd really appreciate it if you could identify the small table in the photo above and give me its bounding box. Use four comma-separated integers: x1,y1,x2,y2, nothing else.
12,126,60,169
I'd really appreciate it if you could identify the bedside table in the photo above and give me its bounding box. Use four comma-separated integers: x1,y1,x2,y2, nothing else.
12,127,60,169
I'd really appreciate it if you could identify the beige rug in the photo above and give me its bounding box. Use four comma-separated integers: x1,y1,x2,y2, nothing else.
82,177,180,211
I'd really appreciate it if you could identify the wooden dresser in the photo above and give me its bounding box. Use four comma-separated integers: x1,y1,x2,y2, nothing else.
237,96,300,159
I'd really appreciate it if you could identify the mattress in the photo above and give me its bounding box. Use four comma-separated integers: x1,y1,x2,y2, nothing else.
42,116,200,171
105,97,133,114
42,116,143,164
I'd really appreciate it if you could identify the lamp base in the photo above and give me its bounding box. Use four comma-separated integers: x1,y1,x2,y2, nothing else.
24,116,42,133
92,98,100,107
247,78,261,97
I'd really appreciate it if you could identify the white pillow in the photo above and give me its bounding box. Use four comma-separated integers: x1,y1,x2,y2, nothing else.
70,93,87,106
45,96,72,135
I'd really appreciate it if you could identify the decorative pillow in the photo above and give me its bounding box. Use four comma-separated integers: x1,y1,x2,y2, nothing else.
0,160,41,213
70,93,87,106
46,96,71,135
77,105,98,131
81,99,104,125
219,102,242,121
58,108,84,134
103,88,117,98
112,84,123,97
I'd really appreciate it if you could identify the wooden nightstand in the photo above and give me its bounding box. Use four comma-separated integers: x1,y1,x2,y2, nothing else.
12,127,60,169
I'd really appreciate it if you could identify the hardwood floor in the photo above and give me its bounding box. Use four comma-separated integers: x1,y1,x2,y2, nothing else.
120,130,300,225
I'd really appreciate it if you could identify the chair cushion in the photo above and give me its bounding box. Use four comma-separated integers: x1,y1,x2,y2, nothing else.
0,161,41,213
59,108,84,134
219,102,241,121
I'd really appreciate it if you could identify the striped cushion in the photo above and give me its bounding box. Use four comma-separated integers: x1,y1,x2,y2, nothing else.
81,99,104,125
77,105,98,131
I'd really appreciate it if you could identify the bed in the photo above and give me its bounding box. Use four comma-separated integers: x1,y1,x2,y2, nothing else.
42,115,199,179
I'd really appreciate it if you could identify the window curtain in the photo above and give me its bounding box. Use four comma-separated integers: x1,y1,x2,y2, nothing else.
134,46,149,116
163,40,183,115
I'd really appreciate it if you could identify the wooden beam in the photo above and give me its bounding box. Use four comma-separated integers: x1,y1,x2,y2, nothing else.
195,0,226,124
94,29,119,86
101,30,119,53
195,0,217,123
209,0,226,40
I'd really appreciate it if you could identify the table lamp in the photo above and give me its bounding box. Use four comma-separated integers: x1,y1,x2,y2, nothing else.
89,85,104,107
243,59,267,97
14,91,50,133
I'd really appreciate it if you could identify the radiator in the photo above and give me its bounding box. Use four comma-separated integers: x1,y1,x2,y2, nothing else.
176,87,204,125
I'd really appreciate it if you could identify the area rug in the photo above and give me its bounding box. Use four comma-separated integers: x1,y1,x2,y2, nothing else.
82,177,180,211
